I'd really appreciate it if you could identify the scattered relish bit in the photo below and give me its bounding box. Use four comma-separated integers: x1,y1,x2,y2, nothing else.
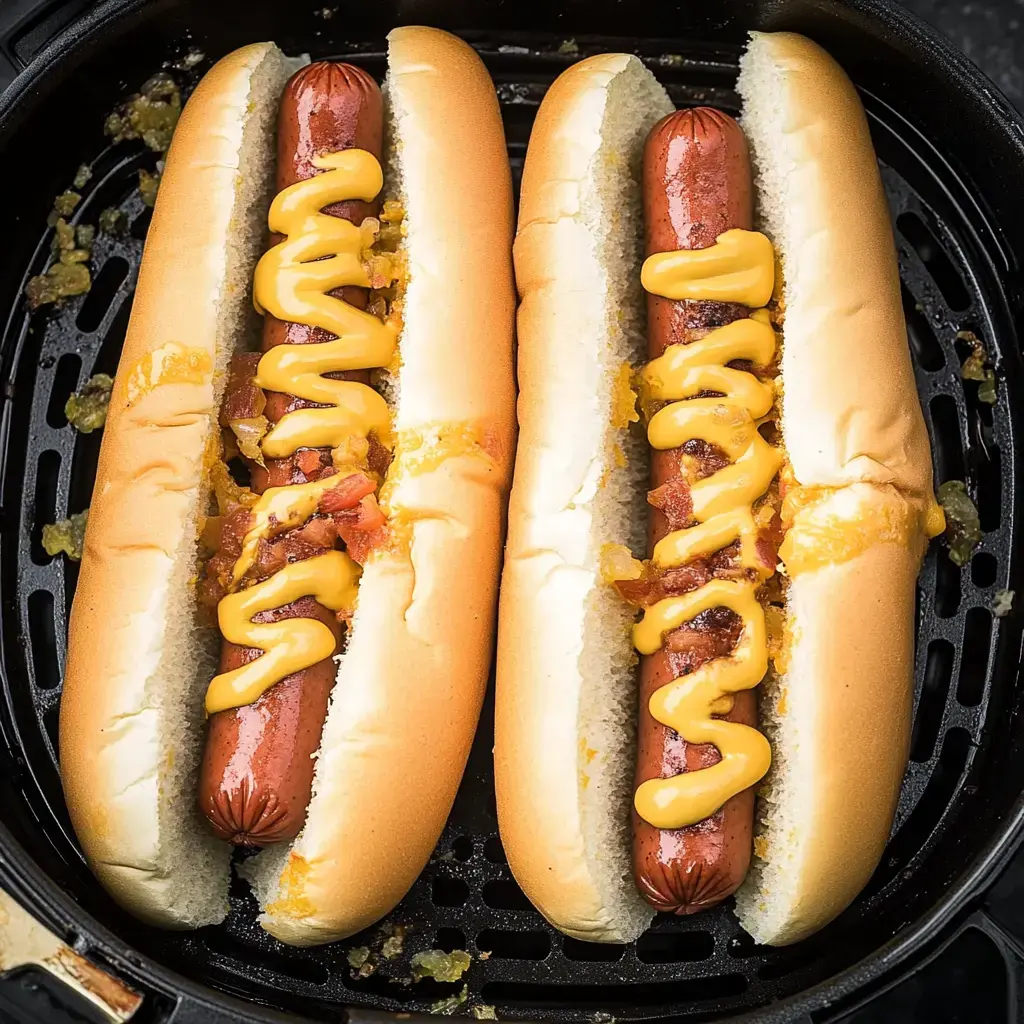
658,53,685,67
993,589,1015,618
52,191,81,217
411,949,472,983
72,164,92,190
42,510,88,561
430,986,469,1016
52,218,75,253
558,38,579,54
26,262,91,310
347,946,370,968
139,168,161,207
380,922,410,959
75,223,96,249
65,374,114,433
105,72,182,153
959,329,997,405
936,479,983,567
99,207,129,236
472,1006,498,1020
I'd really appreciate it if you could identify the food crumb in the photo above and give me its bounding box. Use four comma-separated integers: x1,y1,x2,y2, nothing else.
471,1006,497,1019
138,168,161,207
42,510,89,561
958,329,997,404
411,949,472,983
347,947,371,969
993,589,1015,617
347,946,376,978
380,921,410,959
98,207,129,237
936,479,983,567
430,985,468,1015
72,164,92,190
315,5,338,17
477,950,491,960
170,47,205,71
65,374,114,433
105,72,181,153
557,38,579,54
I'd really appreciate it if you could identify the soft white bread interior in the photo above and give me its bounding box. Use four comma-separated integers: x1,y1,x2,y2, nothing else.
734,31,938,945
495,53,673,943
60,41,298,930
61,28,515,944
247,25,516,946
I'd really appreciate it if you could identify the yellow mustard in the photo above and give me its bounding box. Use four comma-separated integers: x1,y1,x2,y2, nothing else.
206,150,395,714
631,231,778,830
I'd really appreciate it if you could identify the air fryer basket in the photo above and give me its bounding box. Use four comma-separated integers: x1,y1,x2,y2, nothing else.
1,0,1024,1021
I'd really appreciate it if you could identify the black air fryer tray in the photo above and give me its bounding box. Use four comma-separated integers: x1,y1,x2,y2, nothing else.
2,1,1024,1022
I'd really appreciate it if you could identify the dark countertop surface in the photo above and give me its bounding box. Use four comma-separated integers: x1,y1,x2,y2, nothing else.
906,0,1024,107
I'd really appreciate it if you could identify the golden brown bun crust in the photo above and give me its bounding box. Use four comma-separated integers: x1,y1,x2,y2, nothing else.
733,32,939,944
736,485,923,944
59,41,291,929
497,53,672,943
738,30,934,498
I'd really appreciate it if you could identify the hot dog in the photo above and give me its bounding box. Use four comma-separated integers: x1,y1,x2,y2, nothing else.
60,29,515,946
496,33,944,946
198,62,384,847
629,108,761,914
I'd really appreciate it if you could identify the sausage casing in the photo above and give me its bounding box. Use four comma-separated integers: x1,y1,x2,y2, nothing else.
197,63,383,846
631,108,760,913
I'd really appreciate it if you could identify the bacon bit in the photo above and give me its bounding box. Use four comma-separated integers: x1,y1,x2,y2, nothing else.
616,563,713,607
334,493,387,532
338,523,387,565
648,476,693,532
295,447,328,478
681,438,730,480
367,433,392,477
198,505,252,608
250,517,340,581
665,607,743,675
756,508,784,571
220,352,265,424
320,472,377,514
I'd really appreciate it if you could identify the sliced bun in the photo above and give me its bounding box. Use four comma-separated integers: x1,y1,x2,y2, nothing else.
61,28,515,944
734,30,937,945
498,31,938,948
495,53,673,943
60,41,297,930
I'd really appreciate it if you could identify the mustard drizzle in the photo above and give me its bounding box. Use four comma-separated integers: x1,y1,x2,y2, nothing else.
631,229,779,830
205,149,395,715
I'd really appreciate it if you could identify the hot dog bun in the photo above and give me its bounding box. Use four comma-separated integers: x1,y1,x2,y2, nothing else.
732,29,936,946
496,34,939,945
496,53,673,944
60,27,515,945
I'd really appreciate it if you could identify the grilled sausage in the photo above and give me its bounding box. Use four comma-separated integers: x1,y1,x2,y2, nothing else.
198,62,384,846
631,108,760,912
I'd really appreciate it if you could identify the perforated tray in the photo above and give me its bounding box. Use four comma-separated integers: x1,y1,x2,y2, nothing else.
0,31,1020,1024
